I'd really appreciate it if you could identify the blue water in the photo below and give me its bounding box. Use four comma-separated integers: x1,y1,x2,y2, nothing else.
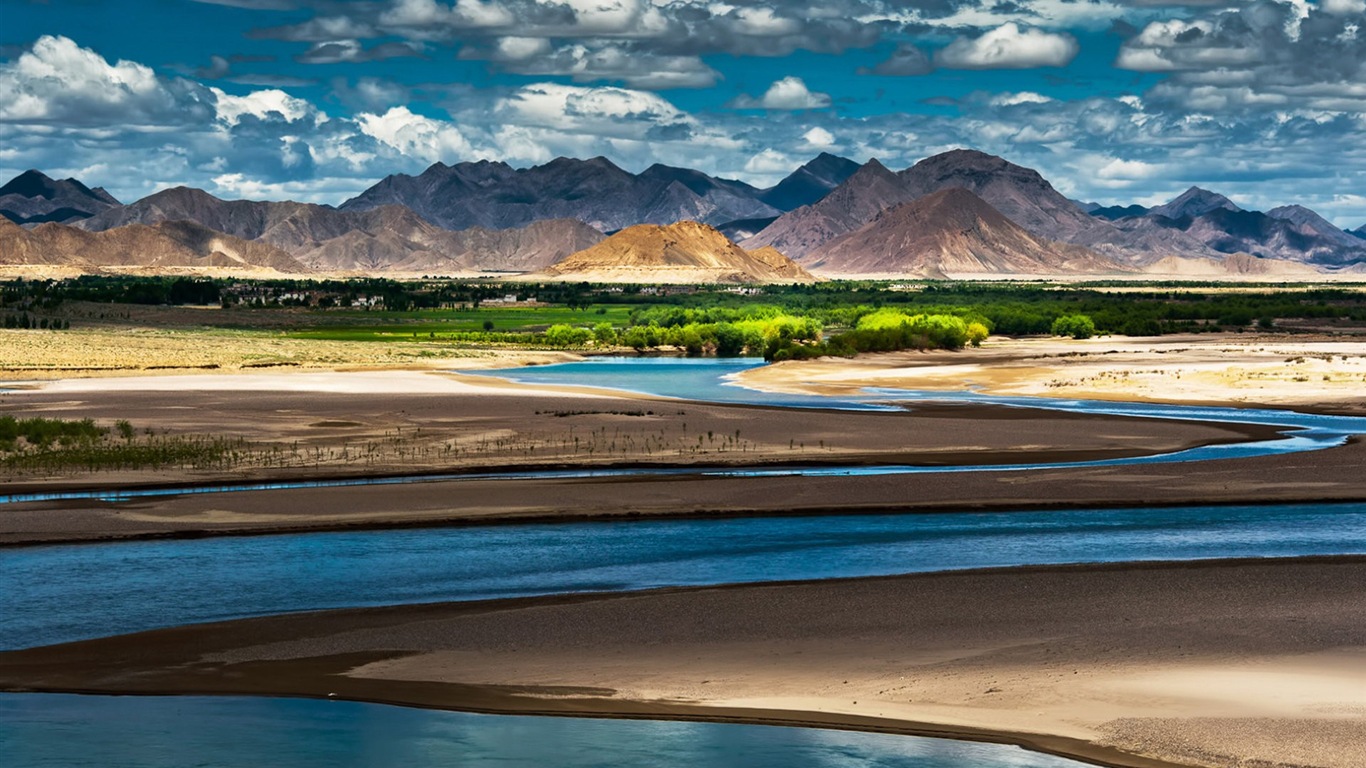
5,357,1363,767
470,356,884,409
0,695,1084,768
5,502,1363,651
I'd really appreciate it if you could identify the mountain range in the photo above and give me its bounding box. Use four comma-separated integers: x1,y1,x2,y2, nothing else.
339,153,859,233
0,216,304,273
2,149,1362,281
0,171,120,225
1076,188,1366,267
802,188,1121,277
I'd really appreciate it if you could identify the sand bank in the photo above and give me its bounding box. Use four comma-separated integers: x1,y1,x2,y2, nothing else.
736,335,1366,414
2,557,1361,768
0,366,1304,546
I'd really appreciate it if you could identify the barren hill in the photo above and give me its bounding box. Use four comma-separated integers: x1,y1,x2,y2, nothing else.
75,187,602,272
0,170,120,225
300,216,604,273
543,220,816,284
740,159,914,260
0,218,306,274
805,188,1123,277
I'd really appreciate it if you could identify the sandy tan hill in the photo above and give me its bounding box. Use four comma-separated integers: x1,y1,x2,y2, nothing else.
1143,252,1325,278
803,188,1125,277
0,217,307,274
542,220,817,283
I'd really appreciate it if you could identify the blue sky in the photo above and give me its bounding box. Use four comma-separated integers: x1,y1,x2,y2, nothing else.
2,0,1364,227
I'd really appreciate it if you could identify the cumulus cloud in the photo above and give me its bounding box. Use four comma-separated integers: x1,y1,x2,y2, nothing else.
0,35,212,126
803,126,836,148
483,43,720,89
1117,2,1366,113
730,76,832,110
936,23,1080,69
211,87,322,126
495,81,694,138
355,106,476,162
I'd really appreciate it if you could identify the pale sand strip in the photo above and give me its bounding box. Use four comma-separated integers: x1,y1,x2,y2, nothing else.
734,335,1366,412
2,558,1361,768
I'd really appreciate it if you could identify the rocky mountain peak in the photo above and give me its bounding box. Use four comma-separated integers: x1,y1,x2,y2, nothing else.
1149,187,1240,221
0,169,123,225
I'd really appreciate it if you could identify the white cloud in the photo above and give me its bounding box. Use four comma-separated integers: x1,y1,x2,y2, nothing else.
494,36,552,61
731,76,832,110
0,35,209,126
1322,0,1366,14
990,91,1054,106
937,23,1080,70
496,82,690,138
743,148,794,175
1096,158,1163,180
211,87,322,126
802,126,836,148
733,7,802,36
355,106,475,162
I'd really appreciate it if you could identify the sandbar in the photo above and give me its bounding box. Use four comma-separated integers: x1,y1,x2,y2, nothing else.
3,557,1361,768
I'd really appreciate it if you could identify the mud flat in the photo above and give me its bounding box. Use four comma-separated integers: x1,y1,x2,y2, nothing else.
2,558,1361,768
0,365,1307,546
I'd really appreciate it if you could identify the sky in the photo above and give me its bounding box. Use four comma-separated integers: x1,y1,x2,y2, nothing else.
2,0,1364,227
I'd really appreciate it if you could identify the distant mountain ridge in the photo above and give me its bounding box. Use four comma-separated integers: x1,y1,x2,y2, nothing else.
742,150,1218,266
4,150,1363,278
0,170,121,225
1080,190,1366,267
74,186,602,272
0,216,304,273
340,154,856,233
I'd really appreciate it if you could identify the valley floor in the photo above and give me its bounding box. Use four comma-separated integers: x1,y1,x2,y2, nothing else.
3,332,1366,545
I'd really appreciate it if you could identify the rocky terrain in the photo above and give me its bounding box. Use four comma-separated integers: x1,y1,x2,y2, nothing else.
803,188,1123,276
72,187,601,273
344,157,772,232
542,220,816,283
743,150,1220,266
1094,189,1366,268
0,216,305,273
0,170,120,225
2,149,1361,278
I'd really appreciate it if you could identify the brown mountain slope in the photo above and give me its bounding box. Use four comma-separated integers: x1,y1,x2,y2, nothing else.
805,188,1125,277
543,220,816,284
0,218,307,274
739,159,914,260
298,216,603,273
77,186,603,273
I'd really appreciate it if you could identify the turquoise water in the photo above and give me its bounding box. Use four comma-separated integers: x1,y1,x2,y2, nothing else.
0,695,1084,768
5,502,1363,651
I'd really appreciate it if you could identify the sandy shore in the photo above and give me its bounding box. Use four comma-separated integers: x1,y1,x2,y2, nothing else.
736,335,1366,414
3,557,1361,768
0,364,1309,546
